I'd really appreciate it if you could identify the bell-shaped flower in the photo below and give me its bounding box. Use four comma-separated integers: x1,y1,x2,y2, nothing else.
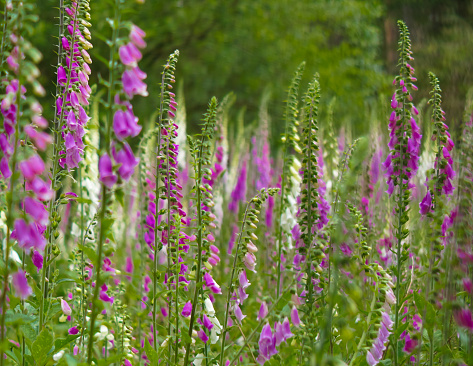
113,142,139,181
12,270,32,299
182,301,192,318
129,25,146,49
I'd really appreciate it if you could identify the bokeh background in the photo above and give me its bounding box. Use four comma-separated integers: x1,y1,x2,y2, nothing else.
34,0,473,142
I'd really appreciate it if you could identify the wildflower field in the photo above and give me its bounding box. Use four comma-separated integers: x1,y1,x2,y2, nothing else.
0,0,472,365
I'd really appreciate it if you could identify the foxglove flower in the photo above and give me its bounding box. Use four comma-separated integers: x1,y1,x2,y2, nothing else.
291,306,301,327
257,302,268,321
113,142,139,181
228,160,247,213
12,270,32,299
61,299,72,316
454,308,473,331
256,323,278,364
182,301,192,317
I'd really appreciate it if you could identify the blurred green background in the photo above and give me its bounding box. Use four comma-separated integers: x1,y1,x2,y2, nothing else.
34,0,473,139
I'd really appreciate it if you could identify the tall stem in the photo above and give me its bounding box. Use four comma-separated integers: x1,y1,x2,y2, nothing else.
152,64,167,352
86,0,120,359
393,46,407,366
0,6,22,361
183,157,203,366
220,198,255,366
174,222,180,364
86,184,108,363
0,1,9,74
183,119,215,366
165,133,173,364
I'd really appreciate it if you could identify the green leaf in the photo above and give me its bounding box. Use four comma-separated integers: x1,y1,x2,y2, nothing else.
4,310,35,325
74,197,92,204
20,323,37,343
79,244,98,262
65,354,79,366
181,329,191,345
394,322,409,340
54,334,81,352
144,340,158,366
32,329,53,365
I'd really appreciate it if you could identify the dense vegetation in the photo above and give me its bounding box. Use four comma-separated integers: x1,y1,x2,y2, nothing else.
0,0,472,366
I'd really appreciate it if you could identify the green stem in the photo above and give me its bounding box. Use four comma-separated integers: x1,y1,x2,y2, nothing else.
152,64,166,353
0,0,9,74
183,157,203,366
183,118,215,366
276,147,288,298
304,100,315,356
0,6,22,360
86,0,119,358
393,47,407,366
174,222,180,364
86,184,108,363
220,196,256,366
165,129,173,364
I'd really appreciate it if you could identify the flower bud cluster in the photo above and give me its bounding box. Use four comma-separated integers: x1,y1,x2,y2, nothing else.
383,21,421,198
57,0,92,170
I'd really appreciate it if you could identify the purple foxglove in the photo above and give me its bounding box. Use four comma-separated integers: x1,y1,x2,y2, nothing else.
454,309,473,331
19,155,45,181
257,302,268,321
129,25,146,49
0,157,11,178
381,312,393,330
112,108,142,141
257,323,278,362
113,142,139,181
119,43,142,66
281,317,293,340
419,190,432,215
203,314,213,330
463,278,473,294
228,160,247,213
197,330,209,343
366,351,377,366
238,286,248,303
243,252,256,272
182,301,192,318
24,197,48,225
69,326,79,335
291,306,301,327
403,333,418,353
24,126,52,151
238,270,250,289
61,299,72,316
247,241,258,253
64,133,82,169
28,177,54,201
125,257,133,274
274,321,284,346
13,219,46,252
233,304,246,323
12,270,32,299
32,250,43,271
122,67,148,98
98,153,117,188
